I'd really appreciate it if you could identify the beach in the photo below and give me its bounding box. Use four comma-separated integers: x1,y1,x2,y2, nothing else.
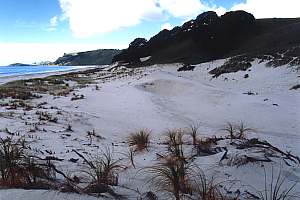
0,60,299,199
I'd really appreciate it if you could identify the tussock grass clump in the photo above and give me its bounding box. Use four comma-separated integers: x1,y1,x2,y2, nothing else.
191,169,236,200
222,122,254,140
165,129,185,159
188,123,200,146
0,137,24,186
128,129,151,152
222,123,235,140
146,156,232,200
236,122,254,139
73,148,122,195
146,156,192,200
0,137,56,188
256,166,299,200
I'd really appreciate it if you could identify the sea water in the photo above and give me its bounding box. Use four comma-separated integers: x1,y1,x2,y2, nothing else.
0,65,85,77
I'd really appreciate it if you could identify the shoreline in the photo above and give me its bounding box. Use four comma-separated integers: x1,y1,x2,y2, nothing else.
0,65,103,85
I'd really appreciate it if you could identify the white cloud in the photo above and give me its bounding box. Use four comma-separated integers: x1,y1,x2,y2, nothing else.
158,0,226,18
47,16,58,31
158,0,206,18
214,6,227,16
59,0,162,38
58,0,226,38
161,22,173,30
50,16,58,27
0,43,126,65
232,0,300,18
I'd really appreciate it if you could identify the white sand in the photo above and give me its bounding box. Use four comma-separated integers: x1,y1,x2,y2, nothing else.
0,60,299,199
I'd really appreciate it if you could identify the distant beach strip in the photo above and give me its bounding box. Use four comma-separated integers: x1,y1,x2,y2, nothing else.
0,65,95,84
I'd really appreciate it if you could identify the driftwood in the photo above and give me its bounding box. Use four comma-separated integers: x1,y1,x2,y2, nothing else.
72,149,96,169
243,155,272,163
29,155,74,182
233,138,300,164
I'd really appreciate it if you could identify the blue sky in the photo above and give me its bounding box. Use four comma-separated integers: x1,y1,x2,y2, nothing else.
0,0,299,65
0,0,238,44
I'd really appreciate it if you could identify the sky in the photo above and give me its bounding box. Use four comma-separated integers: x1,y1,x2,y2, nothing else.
0,0,300,65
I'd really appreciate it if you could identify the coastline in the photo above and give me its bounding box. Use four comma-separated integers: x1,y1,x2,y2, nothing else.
0,65,101,85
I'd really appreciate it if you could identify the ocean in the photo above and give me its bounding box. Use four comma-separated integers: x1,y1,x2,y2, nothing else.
0,65,86,77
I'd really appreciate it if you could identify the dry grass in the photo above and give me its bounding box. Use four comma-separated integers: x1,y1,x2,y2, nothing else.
191,168,238,200
222,122,253,140
0,137,55,188
256,166,299,200
0,68,101,100
0,137,25,186
128,129,151,152
222,123,235,140
188,123,200,146
72,148,124,197
165,129,185,159
77,148,122,188
236,122,254,140
146,156,192,200
146,155,234,200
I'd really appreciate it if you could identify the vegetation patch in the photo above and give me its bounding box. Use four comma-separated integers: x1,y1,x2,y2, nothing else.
209,55,253,77
0,137,57,189
210,46,300,78
0,68,101,101
290,84,300,90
